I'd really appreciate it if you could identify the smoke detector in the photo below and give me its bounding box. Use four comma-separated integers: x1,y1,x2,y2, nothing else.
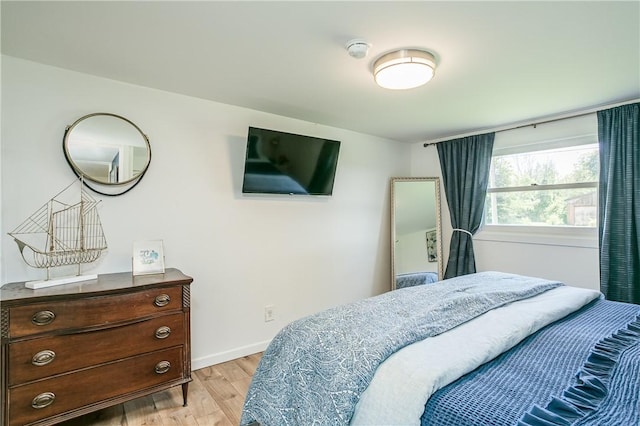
345,39,371,59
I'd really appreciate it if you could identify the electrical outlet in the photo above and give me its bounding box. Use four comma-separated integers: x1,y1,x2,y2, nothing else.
264,305,275,322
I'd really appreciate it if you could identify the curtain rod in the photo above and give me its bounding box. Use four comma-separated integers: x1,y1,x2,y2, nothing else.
423,98,639,147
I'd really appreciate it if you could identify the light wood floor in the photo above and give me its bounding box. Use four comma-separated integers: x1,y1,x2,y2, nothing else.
58,352,263,426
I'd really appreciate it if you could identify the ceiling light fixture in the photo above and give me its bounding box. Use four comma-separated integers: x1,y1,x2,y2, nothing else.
373,49,436,90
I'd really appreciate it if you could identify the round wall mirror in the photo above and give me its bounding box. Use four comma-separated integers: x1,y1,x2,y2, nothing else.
63,113,151,194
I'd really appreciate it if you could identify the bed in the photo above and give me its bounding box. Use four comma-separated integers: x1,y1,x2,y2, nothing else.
240,271,640,426
395,271,439,289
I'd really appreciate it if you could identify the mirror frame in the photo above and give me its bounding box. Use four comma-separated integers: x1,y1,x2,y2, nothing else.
63,112,151,196
390,177,444,290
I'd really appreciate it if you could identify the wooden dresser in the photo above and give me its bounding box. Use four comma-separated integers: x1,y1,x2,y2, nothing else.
0,268,193,426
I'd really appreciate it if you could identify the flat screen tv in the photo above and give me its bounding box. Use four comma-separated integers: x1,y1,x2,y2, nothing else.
241,127,341,196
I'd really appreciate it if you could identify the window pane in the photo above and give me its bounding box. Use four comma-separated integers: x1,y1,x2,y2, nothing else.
490,144,598,188
485,188,597,226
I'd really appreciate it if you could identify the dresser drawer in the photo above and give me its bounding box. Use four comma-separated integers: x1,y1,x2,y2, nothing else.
8,346,184,426
8,312,185,385
8,286,183,338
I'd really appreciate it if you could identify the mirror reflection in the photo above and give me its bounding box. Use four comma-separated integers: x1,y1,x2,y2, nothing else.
391,177,443,289
64,113,151,185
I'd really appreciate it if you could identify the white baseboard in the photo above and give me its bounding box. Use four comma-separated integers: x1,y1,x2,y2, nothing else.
191,340,271,371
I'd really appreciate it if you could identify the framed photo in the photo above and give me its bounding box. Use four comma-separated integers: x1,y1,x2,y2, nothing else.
426,230,438,263
132,240,165,275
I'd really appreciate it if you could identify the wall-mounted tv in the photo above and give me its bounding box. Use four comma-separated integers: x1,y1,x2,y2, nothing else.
241,127,341,196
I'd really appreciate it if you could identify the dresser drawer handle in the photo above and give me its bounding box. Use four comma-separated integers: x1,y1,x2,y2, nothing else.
32,350,56,366
154,294,171,307
155,360,171,374
32,392,55,409
32,310,56,326
155,326,171,339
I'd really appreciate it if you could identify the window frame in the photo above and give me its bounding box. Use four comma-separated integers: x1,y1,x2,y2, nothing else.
476,115,599,248
475,224,598,248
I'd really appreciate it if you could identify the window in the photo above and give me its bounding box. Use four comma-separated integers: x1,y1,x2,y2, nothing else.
474,114,599,248
485,143,599,227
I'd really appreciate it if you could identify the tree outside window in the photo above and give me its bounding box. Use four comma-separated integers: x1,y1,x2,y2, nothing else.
485,144,598,227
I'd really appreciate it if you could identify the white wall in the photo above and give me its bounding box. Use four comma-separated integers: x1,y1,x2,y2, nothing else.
410,140,599,291
1,56,411,368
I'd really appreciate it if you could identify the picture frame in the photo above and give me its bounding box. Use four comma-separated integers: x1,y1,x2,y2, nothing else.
132,240,165,275
426,230,438,263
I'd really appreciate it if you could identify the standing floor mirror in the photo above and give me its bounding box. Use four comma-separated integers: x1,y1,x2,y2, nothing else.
391,177,443,290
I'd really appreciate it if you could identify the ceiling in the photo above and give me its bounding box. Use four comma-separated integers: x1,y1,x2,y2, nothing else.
2,1,639,143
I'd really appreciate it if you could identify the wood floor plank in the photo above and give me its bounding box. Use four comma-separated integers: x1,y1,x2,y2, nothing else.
212,359,251,382
177,373,231,426
234,353,262,377
122,395,163,425
195,367,246,425
231,376,253,397
150,386,194,425
57,404,128,426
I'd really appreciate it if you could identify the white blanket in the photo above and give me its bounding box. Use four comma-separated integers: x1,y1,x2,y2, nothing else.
350,286,601,425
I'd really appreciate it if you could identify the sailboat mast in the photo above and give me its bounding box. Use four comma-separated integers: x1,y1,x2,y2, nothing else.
77,178,86,276
79,177,85,251
48,201,54,252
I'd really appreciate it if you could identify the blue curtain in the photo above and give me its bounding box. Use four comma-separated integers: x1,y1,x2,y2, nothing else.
437,133,495,279
598,102,640,304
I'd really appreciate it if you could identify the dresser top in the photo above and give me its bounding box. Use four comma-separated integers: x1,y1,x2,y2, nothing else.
0,268,192,304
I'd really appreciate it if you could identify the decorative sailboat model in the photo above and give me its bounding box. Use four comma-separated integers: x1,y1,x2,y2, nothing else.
8,179,107,289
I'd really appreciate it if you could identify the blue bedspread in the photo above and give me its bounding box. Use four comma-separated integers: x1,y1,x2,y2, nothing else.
421,299,640,425
240,271,562,426
396,271,439,289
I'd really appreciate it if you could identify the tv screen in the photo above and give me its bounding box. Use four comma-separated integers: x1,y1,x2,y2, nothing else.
241,127,341,195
